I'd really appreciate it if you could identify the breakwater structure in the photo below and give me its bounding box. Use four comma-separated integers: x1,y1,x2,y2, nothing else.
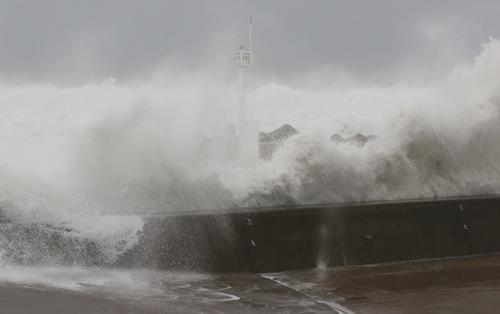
119,195,500,272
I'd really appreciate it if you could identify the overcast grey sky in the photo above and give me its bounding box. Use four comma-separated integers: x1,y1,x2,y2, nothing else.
0,0,499,83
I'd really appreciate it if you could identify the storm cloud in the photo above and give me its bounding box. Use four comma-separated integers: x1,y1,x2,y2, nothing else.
0,0,498,82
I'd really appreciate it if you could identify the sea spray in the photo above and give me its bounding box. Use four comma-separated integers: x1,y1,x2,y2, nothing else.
0,39,499,265
223,38,500,205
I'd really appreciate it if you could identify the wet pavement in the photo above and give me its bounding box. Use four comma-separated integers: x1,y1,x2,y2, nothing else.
269,254,500,313
2,255,500,313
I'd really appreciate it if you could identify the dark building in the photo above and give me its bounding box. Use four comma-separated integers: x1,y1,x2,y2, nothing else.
330,132,376,147
259,124,299,160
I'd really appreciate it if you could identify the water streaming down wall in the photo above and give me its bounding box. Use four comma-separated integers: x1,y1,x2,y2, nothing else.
118,195,500,272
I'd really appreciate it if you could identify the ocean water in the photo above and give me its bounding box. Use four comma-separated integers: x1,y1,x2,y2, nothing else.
0,40,499,266
0,39,499,312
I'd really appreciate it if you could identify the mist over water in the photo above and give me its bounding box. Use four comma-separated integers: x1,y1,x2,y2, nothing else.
0,39,499,266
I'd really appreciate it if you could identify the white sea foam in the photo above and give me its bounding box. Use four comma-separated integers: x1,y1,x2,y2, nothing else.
221,39,500,204
0,39,498,264
0,265,211,298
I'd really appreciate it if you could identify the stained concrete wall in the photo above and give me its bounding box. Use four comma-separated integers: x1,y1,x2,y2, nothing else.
118,195,500,273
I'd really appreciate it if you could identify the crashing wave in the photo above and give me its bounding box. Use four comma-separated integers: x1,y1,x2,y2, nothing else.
0,39,499,266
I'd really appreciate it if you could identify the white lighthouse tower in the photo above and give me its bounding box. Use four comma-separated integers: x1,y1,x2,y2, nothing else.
233,17,258,162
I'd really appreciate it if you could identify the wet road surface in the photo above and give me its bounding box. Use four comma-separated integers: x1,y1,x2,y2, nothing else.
2,255,500,313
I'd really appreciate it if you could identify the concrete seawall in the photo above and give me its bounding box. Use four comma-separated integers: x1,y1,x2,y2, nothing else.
119,195,500,272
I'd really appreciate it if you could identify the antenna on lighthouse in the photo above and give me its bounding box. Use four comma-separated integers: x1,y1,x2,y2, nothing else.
233,17,257,162
249,16,253,51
